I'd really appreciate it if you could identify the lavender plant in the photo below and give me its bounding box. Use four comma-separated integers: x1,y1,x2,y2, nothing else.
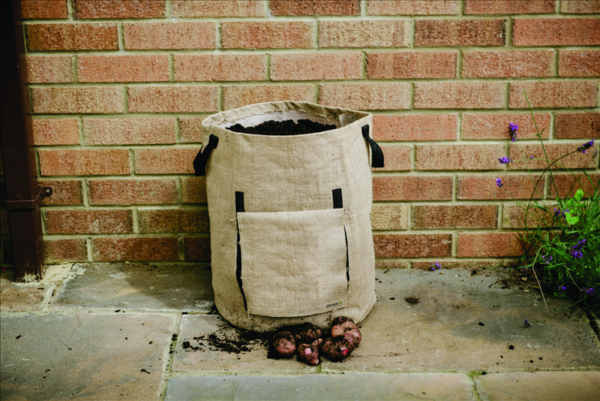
497,92,599,311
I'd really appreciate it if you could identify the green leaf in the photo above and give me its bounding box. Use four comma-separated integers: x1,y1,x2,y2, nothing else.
565,212,579,225
554,291,567,298
574,189,584,202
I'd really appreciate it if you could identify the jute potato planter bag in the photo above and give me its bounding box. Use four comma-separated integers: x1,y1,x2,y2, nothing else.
194,101,384,332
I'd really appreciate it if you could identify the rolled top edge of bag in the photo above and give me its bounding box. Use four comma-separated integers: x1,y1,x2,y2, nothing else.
201,101,370,133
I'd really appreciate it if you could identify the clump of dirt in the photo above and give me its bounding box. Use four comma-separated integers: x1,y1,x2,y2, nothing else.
182,320,271,354
228,119,337,136
404,297,419,305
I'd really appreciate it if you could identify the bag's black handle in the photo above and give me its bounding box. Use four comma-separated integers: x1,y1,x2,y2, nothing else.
193,134,219,176
362,125,384,168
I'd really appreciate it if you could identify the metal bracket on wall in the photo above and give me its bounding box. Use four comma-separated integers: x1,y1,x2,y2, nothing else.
5,187,52,210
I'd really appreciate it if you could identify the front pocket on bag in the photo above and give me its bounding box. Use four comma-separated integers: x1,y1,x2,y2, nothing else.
237,208,348,318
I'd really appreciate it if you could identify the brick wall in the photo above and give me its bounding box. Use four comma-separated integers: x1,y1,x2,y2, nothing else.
10,0,599,269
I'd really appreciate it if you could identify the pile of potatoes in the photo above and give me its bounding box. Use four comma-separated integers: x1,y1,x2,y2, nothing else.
269,317,362,365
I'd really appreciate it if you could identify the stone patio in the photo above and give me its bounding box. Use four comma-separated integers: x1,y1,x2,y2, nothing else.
1,263,599,400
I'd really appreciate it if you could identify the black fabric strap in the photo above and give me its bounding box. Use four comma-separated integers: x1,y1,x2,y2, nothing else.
193,134,219,176
235,191,248,311
332,188,343,209
361,125,384,168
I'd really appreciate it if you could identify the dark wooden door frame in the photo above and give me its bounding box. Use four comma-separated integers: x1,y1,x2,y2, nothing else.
0,1,49,281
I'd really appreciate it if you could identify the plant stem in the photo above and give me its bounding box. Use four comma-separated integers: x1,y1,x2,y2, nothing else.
531,265,549,313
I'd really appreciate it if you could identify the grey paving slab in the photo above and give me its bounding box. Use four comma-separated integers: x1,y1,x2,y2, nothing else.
475,371,600,401
174,269,600,373
165,373,476,401
0,312,176,401
51,263,214,312
1,269,52,312
326,269,600,372
172,315,309,373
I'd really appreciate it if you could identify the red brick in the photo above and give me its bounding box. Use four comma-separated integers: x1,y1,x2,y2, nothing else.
367,52,457,79
39,149,130,176
84,118,175,145
139,209,209,233
374,234,452,258
549,174,600,198
174,55,265,82
31,87,124,114
172,0,265,17
509,81,598,109
73,0,166,19
30,119,80,146
509,144,596,170
93,237,179,262
271,53,362,81
373,145,411,172
22,56,72,84
181,177,207,204
223,85,314,110
44,239,88,264
414,205,498,229
39,180,84,206
222,21,314,49
458,232,526,258
414,82,505,109
271,0,360,15
373,114,457,142
320,83,410,110
27,23,118,51
320,20,410,48
561,0,600,13
465,0,555,14
135,148,198,175
22,0,68,19
415,19,505,47
458,175,544,200
368,0,459,15
78,55,169,83
416,144,504,171
375,260,410,269
462,50,554,78
373,176,453,201
183,237,211,261
179,117,204,143
462,113,551,140
45,210,133,234
555,113,600,139
513,18,600,46
128,86,218,113
502,204,554,229
124,22,216,50
371,204,409,231
559,50,600,78
88,179,178,205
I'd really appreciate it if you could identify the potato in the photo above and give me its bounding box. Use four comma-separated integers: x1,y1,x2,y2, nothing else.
294,323,322,345
331,316,361,346
321,334,356,362
269,331,296,358
312,338,324,349
296,343,320,366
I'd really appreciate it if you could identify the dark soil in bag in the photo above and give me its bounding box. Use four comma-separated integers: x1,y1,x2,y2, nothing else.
228,119,337,136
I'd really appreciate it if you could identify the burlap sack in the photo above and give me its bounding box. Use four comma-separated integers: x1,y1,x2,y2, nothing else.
196,101,382,332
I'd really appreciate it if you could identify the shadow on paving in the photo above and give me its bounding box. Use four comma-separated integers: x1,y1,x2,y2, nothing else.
51,263,214,312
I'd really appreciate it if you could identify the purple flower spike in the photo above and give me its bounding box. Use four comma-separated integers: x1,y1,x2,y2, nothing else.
588,288,596,296
430,262,442,271
498,157,513,164
557,286,567,291
530,155,534,160
509,123,518,132
577,139,595,154
496,178,503,188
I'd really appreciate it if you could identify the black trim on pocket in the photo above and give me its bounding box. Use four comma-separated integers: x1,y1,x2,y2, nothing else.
333,189,350,286
235,191,248,311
